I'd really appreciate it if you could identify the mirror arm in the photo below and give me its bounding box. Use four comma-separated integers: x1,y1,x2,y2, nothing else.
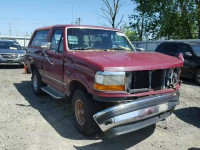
42,50,55,65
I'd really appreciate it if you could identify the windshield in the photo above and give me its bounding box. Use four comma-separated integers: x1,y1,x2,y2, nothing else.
67,28,134,51
0,41,21,50
191,45,200,56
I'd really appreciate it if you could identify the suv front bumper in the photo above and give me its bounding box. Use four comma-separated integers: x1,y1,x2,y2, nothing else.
0,57,25,65
93,91,179,138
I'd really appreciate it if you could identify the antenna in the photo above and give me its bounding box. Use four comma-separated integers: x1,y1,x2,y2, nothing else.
71,3,74,24
9,23,12,37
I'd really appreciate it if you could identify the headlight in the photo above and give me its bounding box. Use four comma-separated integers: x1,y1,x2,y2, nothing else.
94,71,125,91
18,53,26,57
167,68,180,87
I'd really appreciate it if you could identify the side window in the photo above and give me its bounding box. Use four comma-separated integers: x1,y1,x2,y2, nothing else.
155,44,165,52
31,30,49,47
162,44,178,54
58,37,64,53
50,29,63,51
179,44,192,55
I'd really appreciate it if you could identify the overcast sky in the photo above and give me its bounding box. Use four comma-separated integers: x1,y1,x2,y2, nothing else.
0,0,135,37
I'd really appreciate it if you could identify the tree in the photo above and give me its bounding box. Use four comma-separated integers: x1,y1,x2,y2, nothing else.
129,0,160,41
129,0,198,40
195,0,200,38
100,0,124,28
122,24,139,41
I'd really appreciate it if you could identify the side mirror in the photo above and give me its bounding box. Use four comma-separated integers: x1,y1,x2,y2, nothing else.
21,47,27,51
41,42,51,50
185,52,193,57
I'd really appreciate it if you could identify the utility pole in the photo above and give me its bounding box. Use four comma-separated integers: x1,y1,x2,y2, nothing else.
75,18,82,25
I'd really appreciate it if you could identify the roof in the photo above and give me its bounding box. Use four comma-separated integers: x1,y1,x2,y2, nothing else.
161,41,200,46
35,24,121,31
0,40,17,43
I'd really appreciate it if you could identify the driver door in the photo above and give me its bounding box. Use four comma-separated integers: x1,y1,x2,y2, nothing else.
43,28,65,92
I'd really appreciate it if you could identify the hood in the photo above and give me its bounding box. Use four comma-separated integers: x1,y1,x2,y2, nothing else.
71,51,184,72
0,49,26,54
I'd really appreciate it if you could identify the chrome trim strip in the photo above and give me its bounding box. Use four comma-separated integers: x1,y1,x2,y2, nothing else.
96,71,125,76
43,73,67,86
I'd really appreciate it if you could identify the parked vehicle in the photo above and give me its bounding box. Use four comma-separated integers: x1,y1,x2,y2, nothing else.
0,40,26,65
135,47,145,51
155,42,200,85
25,25,184,138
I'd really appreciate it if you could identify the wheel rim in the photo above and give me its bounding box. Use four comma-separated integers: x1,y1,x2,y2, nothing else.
75,100,85,125
33,75,38,91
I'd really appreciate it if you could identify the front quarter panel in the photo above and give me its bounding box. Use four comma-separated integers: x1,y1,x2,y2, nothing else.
63,54,98,96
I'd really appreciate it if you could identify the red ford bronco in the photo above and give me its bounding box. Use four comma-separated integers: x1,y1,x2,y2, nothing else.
25,25,184,138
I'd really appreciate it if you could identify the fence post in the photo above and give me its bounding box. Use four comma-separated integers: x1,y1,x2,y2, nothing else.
24,38,26,48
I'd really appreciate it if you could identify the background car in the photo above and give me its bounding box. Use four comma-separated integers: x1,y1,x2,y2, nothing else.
0,40,26,66
155,42,200,84
135,47,145,51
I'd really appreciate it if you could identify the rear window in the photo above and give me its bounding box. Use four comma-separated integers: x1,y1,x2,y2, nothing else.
31,30,49,47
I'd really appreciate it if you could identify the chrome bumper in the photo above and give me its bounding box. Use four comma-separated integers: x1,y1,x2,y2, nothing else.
93,92,179,137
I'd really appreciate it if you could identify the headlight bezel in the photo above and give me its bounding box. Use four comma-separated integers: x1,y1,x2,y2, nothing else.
18,53,26,57
94,71,126,92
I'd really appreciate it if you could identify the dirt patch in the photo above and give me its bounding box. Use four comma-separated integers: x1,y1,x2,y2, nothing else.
0,67,200,150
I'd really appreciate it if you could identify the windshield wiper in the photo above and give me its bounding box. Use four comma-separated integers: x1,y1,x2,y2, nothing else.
104,48,122,51
72,47,93,50
105,46,132,51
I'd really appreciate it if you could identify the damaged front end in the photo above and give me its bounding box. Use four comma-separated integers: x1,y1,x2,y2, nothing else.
93,91,179,138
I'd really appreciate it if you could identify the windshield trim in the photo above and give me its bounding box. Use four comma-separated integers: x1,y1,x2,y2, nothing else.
65,27,135,52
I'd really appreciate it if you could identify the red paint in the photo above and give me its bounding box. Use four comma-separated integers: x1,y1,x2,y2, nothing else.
70,51,184,71
26,25,184,99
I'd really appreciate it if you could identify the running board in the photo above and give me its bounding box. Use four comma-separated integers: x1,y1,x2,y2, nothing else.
41,86,65,99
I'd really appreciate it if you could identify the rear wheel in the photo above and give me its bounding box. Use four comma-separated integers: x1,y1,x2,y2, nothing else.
194,69,200,85
72,89,102,136
32,69,44,96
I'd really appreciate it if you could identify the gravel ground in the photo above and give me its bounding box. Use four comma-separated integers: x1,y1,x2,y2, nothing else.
0,66,200,150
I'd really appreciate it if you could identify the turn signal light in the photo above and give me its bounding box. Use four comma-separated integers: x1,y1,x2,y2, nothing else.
94,83,125,91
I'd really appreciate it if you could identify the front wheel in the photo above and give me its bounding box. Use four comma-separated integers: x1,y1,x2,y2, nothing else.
72,90,102,136
194,69,200,85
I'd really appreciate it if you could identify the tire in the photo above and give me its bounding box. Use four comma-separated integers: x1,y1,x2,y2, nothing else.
32,69,44,96
72,89,102,136
194,68,200,85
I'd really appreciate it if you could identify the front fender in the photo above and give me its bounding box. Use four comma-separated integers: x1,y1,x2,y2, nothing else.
69,73,94,95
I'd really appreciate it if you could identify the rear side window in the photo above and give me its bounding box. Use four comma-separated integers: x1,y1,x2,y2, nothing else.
155,44,165,52
156,43,178,54
178,44,192,54
31,30,49,47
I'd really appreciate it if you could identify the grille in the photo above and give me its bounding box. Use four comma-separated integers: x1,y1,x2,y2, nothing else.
1,54,18,59
130,69,166,93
